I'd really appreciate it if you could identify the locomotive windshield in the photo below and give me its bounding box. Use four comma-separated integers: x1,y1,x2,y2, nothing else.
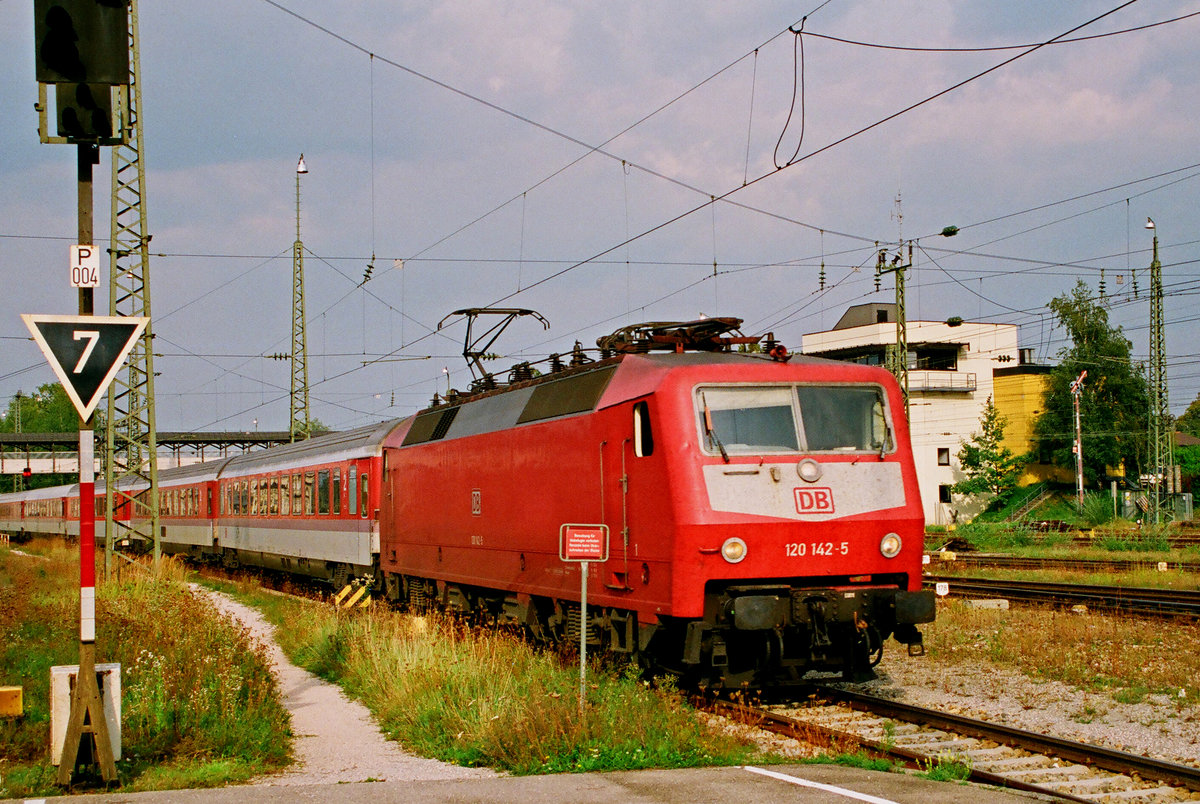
696,384,891,455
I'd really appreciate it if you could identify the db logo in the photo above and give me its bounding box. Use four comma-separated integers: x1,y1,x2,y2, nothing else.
794,487,835,514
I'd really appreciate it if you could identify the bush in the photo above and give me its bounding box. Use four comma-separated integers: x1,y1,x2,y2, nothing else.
1079,493,1116,527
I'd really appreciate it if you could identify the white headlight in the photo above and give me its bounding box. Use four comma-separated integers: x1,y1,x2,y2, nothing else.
721,537,747,564
880,532,902,558
797,458,823,483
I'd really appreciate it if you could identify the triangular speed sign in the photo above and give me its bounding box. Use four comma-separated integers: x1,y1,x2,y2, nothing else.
22,314,149,421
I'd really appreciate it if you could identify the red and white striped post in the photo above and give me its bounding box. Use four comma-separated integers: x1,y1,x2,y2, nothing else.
79,431,95,643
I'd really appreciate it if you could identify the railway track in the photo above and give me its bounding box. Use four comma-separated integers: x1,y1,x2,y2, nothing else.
714,688,1200,803
930,554,1200,575
924,575,1200,617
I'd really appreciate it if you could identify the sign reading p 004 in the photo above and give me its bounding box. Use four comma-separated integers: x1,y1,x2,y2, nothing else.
70,244,100,288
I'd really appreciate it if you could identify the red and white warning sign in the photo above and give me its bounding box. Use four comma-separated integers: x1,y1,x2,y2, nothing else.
559,524,609,562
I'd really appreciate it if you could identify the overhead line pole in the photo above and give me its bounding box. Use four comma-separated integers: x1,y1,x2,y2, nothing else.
290,155,311,442
1145,218,1172,524
106,0,160,570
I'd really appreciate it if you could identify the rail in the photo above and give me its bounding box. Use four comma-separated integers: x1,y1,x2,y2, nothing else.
925,574,1200,616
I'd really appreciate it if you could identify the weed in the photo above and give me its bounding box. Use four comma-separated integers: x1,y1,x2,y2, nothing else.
925,600,1200,707
918,751,972,782
0,544,290,798
221,586,755,775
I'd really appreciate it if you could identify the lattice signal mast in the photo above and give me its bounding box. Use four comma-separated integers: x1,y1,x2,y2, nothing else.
105,0,160,568
290,155,311,441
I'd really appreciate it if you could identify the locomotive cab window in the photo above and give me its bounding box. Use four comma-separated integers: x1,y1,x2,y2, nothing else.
695,384,892,455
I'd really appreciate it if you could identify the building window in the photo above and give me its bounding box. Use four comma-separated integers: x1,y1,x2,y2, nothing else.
937,447,950,466
939,484,953,504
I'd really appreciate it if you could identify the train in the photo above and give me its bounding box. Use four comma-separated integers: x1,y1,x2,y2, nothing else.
0,318,934,688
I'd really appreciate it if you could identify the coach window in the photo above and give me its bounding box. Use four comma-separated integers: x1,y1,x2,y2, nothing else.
304,472,315,515
281,475,291,516
317,470,331,514
270,477,280,515
348,466,358,516
241,481,250,515
332,471,342,515
360,475,369,518
633,401,654,457
292,473,302,514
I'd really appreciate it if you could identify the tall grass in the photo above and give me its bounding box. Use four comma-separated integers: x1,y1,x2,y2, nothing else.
240,589,755,774
0,543,290,797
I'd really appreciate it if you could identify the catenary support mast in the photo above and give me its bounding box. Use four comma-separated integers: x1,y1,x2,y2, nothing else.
105,0,160,569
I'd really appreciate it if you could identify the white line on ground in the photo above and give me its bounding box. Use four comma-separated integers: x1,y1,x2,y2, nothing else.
744,766,903,804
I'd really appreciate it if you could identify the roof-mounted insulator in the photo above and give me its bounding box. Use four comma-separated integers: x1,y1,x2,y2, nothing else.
569,341,591,367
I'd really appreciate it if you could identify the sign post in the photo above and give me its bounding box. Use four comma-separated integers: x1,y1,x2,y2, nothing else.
22,315,145,786
559,524,609,715
33,5,133,784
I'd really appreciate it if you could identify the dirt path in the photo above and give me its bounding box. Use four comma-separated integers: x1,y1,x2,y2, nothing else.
199,588,496,786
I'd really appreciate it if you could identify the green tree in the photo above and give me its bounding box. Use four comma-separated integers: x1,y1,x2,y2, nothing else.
1176,444,1200,494
1032,281,1148,485
952,396,1026,500
0,383,79,433
1175,392,1200,439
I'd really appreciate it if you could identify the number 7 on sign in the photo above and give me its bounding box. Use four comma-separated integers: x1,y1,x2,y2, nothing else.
73,331,100,373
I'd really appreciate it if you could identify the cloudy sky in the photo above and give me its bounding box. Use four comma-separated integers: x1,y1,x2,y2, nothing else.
2,1,1198,433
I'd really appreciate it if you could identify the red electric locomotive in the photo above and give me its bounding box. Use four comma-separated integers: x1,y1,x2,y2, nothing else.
378,319,933,686
0,317,933,687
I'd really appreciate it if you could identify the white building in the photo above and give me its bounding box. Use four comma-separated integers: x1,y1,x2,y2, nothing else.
802,303,1021,526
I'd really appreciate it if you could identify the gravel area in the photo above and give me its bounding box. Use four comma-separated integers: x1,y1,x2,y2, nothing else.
707,649,1200,769
199,588,496,786
840,650,1200,767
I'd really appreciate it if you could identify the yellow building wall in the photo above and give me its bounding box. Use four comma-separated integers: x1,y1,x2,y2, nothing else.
992,372,1069,485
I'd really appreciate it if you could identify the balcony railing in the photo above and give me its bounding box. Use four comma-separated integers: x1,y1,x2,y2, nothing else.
909,370,976,392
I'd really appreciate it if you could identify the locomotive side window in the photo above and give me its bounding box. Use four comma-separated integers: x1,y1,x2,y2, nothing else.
633,401,654,457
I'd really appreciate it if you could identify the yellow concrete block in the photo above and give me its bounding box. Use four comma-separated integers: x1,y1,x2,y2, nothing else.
0,686,23,717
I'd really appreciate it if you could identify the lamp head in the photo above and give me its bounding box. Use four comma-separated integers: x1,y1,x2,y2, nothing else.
297,154,308,174
1145,217,1155,230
